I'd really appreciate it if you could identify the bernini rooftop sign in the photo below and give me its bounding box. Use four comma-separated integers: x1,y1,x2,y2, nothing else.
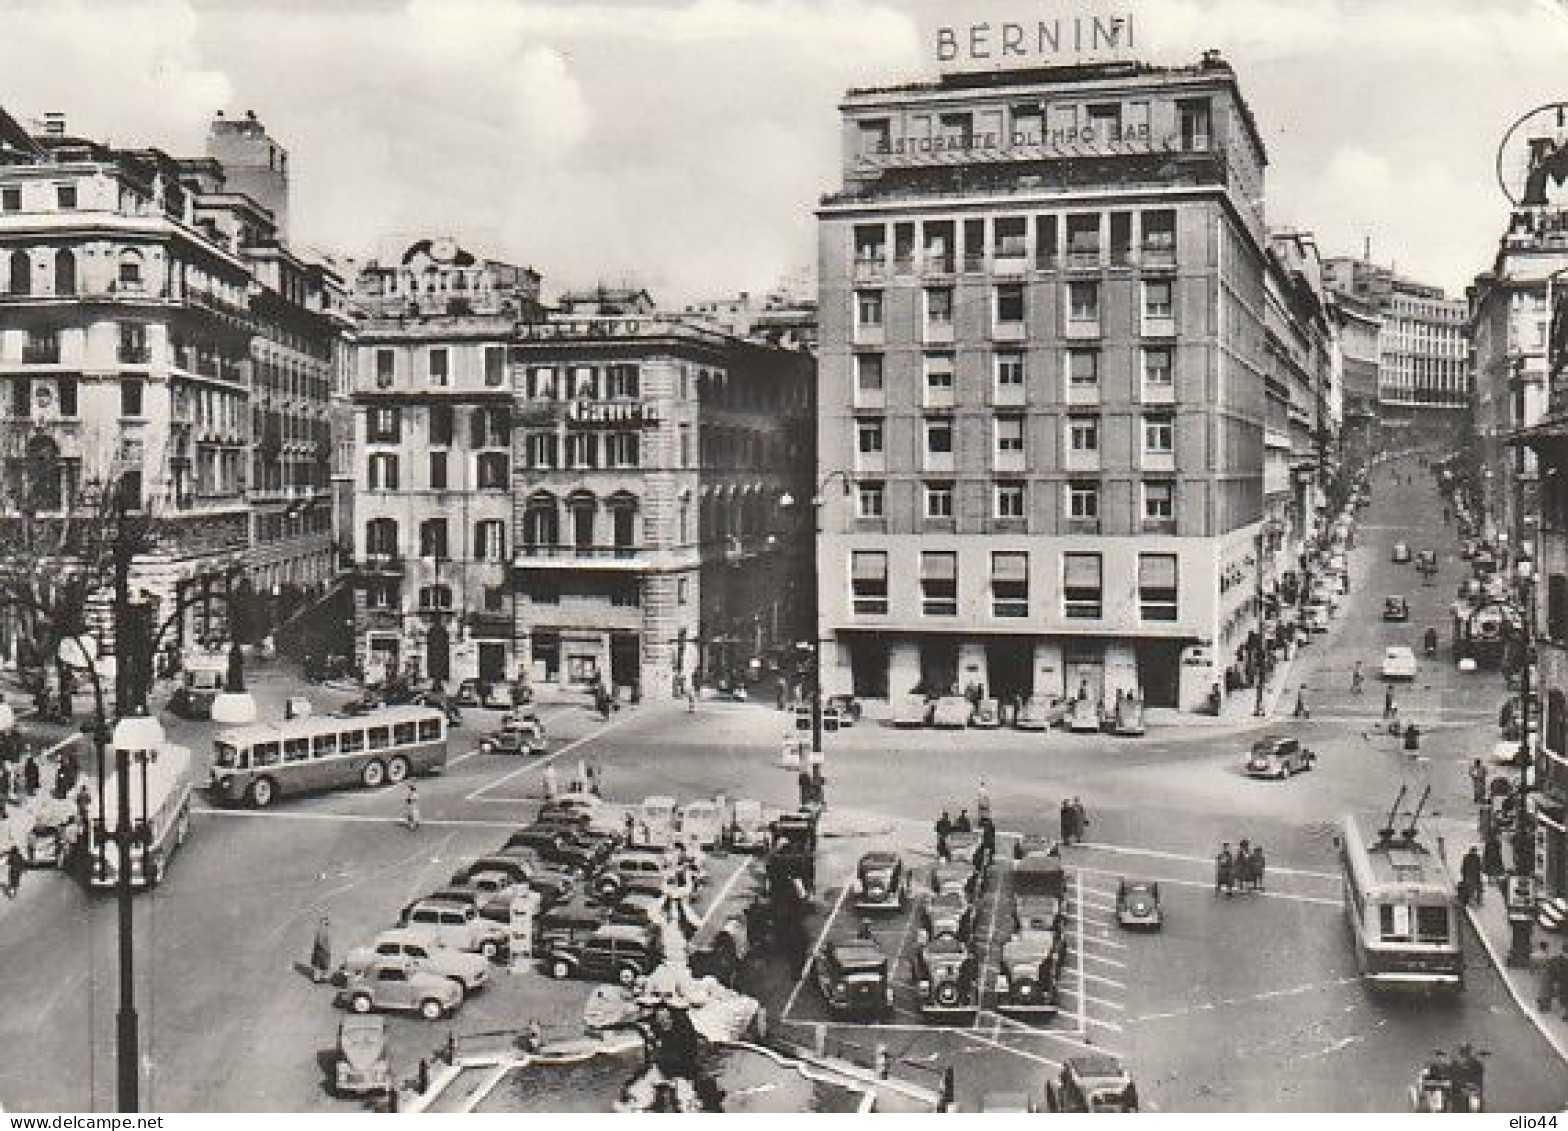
936,13,1136,72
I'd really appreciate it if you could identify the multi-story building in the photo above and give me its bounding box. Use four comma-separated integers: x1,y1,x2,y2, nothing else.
816,54,1294,713
1331,290,1383,470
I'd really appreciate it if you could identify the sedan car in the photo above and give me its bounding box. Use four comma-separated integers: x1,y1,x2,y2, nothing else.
995,926,1065,1017
1245,735,1316,780
931,696,972,729
1383,595,1410,622
919,888,975,943
914,937,980,1023
478,719,545,756
334,1015,392,1098
1014,695,1068,731
1115,879,1162,931
931,859,979,901
1382,645,1419,681
891,694,933,728
851,850,907,911
340,957,464,1021
1046,1056,1140,1113
814,938,893,1018
1391,542,1412,564
341,929,490,994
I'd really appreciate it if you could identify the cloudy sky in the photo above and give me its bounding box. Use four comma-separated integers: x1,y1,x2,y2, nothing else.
1,0,1565,303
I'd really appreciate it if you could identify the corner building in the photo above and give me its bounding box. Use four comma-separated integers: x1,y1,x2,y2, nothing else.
816,57,1274,712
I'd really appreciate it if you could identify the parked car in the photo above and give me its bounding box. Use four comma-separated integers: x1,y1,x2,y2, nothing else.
851,851,907,912
1245,735,1317,780
1115,879,1163,931
1383,595,1410,622
814,938,893,1018
334,1015,392,1098
919,889,975,943
1015,695,1068,731
25,802,75,868
931,696,972,729
544,923,660,986
1013,850,1067,934
535,895,613,953
341,929,490,994
970,698,1002,729
946,828,987,871
995,924,1066,1017
592,847,680,903
824,693,863,725
167,658,227,720
607,891,665,931
502,827,607,874
340,957,464,1021
402,901,509,960
914,937,980,1023
892,694,934,728
1391,542,1412,564
444,859,574,909
1382,645,1419,681
931,859,980,901
1066,697,1101,733
1417,549,1438,573
1046,1056,1140,1112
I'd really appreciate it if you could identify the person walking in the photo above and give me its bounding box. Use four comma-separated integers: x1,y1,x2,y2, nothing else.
1251,843,1267,892
1060,798,1074,844
1483,831,1507,892
1470,758,1489,806
934,810,953,861
21,754,39,798
310,915,334,983
1216,842,1235,896
543,764,559,800
1460,847,1484,907
1071,798,1088,845
953,808,972,834
1293,686,1309,719
1237,839,1254,892
402,784,420,831
797,770,813,809
1351,662,1364,695
976,779,992,824
3,844,23,899
1384,686,1396,720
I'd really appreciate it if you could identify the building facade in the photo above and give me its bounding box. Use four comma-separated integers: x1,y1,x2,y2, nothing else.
1331,290,1383,471
816,55,1293,713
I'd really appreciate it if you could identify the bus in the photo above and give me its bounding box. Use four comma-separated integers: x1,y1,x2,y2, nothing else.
88,741,196,891
1340,811,1463,989
209,705,449,809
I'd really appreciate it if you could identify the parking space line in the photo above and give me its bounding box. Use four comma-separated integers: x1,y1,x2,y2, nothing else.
970,861,1010,1030
780,880,854,1024
1073,933,1127,951
1078,970,1126,989
1075,866,1340,908
1079,951,1126,969
1057,987,1127,1012
464,708,637,802
1077,841,1337,881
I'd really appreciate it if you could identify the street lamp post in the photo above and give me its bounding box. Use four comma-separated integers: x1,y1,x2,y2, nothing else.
780,473,852,765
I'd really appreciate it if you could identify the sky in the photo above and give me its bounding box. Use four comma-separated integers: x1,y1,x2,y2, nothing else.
1,0,1566,304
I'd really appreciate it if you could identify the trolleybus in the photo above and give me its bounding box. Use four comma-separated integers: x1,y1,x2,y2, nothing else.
88,741,196,890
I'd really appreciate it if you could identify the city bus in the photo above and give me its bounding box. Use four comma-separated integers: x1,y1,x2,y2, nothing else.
209,705,449,808
1340,812,1463,989
88,741,196,891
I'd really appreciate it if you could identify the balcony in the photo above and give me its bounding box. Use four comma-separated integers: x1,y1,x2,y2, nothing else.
923,321,954,346
991,382,1027,408
853,322,885,347
118,345,151,365
1142,450,1177,473
1141,244,1178,271
923,385,955,410
1064,448,1100,473
992,319,1027,343
852,257,887,282
1065,517,1101,535
993,245,1030,275
1141,380,1176,405
1066,249,1102,272
961,253,986,274
1064,318,1101,341
923,254,955,276
512,543,645,568
994,449,1026,474
891,254,915,276
1142,315,1176,339
358,553,404,574
1065,381,1101,406
22,342,60,365
1141,517,1178,535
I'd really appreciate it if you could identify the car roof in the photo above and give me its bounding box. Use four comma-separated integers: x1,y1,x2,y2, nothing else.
1003,931,1057,961
830,940,886,966
859,850,900,869
1120,879,1155,893
923,936,968,959
1251,735,1296,752
591,923,655,942
409,899,472,915
931,888,967,906
1386,645,1413,657
1066,1055,1128,1082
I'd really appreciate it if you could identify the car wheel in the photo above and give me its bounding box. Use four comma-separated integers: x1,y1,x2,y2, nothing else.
350,993,374,1014
419,998,445,1021
249,776,277,809
386,756,411,785
936,981,960,1007
616,964,640,987
361,760,386,789
479,939,500,960
550,958,573,980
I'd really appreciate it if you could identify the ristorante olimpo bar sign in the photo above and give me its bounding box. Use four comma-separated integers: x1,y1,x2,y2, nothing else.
935,13,1136,71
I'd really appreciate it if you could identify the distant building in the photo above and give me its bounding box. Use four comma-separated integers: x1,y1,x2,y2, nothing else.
1330,290,1383,470
556,286,656,318
682,289,819,352
206,110,290,242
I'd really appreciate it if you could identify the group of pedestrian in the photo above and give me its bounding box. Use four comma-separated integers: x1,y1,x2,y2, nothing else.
1214,839,1266,895
1059,797,1088,845
932,805,997,867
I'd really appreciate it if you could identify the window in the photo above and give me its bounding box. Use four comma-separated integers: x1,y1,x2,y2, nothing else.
992,551,1029,618
1378,903,1412,942
857,418,884,454
1139,553,1178,621
1179,98,1211,151
475,519,507,562
1068,350,1099,387
484,585,506,613
857,481,884,519
571,366,596,399
0,187,18,211
1068,281,1099,321
1144,347,1173,388
368,726,391,751
1064,552,1103,618
367,453,399,490
1068,480,1099,520
1144,415,1174,453
120,378,144,418
996,415,1025,455
428,347,449,385
56,183,76,210
1415,906,1450,944
117,251,142,288
925,481,954,519
677,578,689,605
1144,280,1173,319
365,517,399,557
10,376,28,417
375,349,394,388
471,406,509,447
7,249,28,295
368,406,401,443
925,354,954,397
312,734,338,758
920,551,958,616
419,518,448,560
565,432,599,469
608,364,640,399
994,216,1028,258
996,283,1025,324
926,288,953,325
529,366,557,400
851,551,889,614
1142,209,1176,253
996,352,1025,391
483,345,506,387
477,452,509,489
253,742,280,768
429,450,448,490
1143,480,1175,523
679,423,692,468
1087,102,1122,138
925,416,954,456
856,354,884,393
1069,415,1099,452
54,249,75,296
606,432,640,468
526,432,558,469
995,480,1025,519
855,290,884,327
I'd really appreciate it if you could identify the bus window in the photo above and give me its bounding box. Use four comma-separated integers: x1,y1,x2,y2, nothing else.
342,729,365,754
284,737,310,763
215,742,242,768
417,717,442,742
392,722,416,747
254,742,281,768
368,726,390,751
1416,905,1450,943
1379,903,1412,941
313,733,338,758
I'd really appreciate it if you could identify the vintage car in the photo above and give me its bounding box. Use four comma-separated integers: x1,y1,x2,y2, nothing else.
341,928,490,994
1382,645,1419,681
813,938,893,1018
1115,879,1163,931
167,658,227,720
535,895,614,953
931,696,973,729
592,846,693,903
1416,549,1439,574
945,829,988,872
1303,602,1333,633
545,923,660,986
1108,695,1145,737
931,859,980,901
441,859,574,910
1014,695,1068,731
1245,735,1317,780
824,693,863,725
401,901,510,960
1013,851,1067,934
1383,595,1410,622
1046,1056,1141,1113
25,801,76,868
914,937,980,1023
606,891,665,931
891,694,934,728
334,1014,392,1098
851,850,907,912
919,888,975,943
503,827,609,875
1066,696,1102,733
1391,542,1413,564
477,718,545,757
970,698,1003,729
340,957,465,1021
995,924,1066,1016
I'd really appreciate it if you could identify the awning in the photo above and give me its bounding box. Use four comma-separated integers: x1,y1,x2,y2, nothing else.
991,551,1028,583
1064,553,1101,588
920,552,957,581
851,551,887,582
1138,553,1177,590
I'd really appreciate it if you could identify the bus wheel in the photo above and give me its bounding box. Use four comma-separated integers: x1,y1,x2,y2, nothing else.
386,756,410,785
361,760,386,789
249,777,277,809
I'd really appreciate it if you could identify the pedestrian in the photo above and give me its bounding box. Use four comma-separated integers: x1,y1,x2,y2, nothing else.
587,760,603,798
976,778,992,824
935,810,952,861
1460,847,1484,907
1237,838,1253,891
812,764,827,810
21,754,39,797
776,681,787,711
1470,758,1489,805
1060,798,1075,845
1351,662,1364,695
402,784,420,831
1251,843,1267,891
1293,686,1309,719
1403,723,1421,753
978,815,997,869
624,811,637,846
543,764,558,799
954,808,972,834
310,915,333,983
1071,797,1088,844
1216,842,1235,896
797,770,813,809
3,844,22,899
0,762,11,808
1536,942,1560,1012
686,683,697,713
1384,686,1396,720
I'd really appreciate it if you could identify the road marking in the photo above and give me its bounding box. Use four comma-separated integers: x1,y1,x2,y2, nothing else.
1075,871,1086,1038
1076,841,1338,881
781,880,854,1023
1077,866,1341,908
1075,896,1118,914
464,708,637,802
192,805,517,831
1077,969,1126,990
1056,987,1127,1012
1079,951,1126,969
1073,933,1127,951
692,850,754,932
1124,976,1360,1025
970,860,1010,1032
